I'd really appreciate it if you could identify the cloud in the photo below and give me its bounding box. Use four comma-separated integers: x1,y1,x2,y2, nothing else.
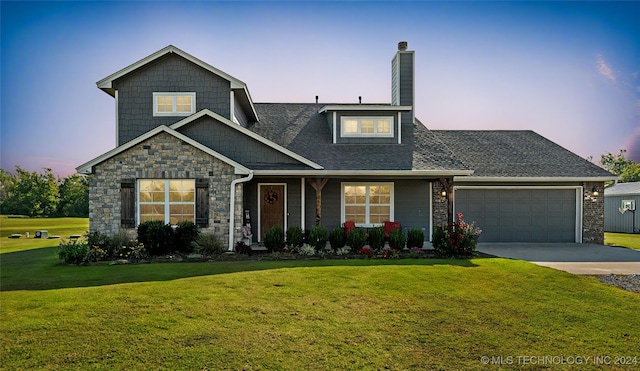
596,53,616,82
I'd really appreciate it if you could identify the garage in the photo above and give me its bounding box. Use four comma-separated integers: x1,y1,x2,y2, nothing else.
454,188,579,243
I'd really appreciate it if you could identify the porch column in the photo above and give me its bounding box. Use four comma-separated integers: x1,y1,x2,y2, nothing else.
439,178,454,223
307,178,328,226
301,178,306,231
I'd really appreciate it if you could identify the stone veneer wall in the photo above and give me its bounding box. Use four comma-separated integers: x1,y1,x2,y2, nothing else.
89,132,243,249
431,181,449,236
582,181,605,244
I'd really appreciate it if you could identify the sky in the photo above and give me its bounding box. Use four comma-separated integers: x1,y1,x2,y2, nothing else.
1,1,639,177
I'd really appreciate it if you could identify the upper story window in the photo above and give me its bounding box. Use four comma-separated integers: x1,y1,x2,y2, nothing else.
153,92,196,117
341,117,393,138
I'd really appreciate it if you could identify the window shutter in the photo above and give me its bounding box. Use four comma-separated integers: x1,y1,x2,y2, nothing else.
121,179,136,228
195,178,209,227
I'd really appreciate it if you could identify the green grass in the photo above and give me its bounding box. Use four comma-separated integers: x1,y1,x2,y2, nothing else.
0,216,89,253
2,218,639,369
605,232,640,250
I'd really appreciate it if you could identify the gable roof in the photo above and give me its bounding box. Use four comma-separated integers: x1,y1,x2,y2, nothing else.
249,103,472,176
434,130,616,181
605,181,640,196
76,125,251,175
96,45,258,122
170,109,323,170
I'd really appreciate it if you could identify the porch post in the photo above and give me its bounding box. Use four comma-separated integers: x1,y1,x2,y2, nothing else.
301,178,306,231
439,178,454,223
307,178,328,226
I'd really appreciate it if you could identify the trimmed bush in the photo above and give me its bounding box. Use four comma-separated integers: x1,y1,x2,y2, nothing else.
368,226,385,251
347,228,367,251
192,233,225,257
308,225,328,251
137,220,174,256
235,241,252,255
286,226,304,248
264,225,286,252
389,228,406,250
329,226,346,250
407,228,425,249
173,221,199,254
58,240,89,264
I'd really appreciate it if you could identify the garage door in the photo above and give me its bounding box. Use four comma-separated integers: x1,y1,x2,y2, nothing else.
455,189,577,242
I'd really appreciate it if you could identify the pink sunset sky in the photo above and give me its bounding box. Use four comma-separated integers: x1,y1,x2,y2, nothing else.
1,1,639,177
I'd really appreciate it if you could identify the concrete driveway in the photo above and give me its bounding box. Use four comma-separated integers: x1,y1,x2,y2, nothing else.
477,243,640,275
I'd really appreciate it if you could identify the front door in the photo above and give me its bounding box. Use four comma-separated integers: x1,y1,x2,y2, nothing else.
259,184,285,240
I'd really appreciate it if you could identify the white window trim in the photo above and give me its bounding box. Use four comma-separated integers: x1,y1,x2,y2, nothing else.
137,179,196,225
153,92,196,117
341,182,394,227
340,116,394,138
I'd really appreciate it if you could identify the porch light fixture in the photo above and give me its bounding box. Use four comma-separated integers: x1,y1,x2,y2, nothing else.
441,190,447,197
592,187,599,197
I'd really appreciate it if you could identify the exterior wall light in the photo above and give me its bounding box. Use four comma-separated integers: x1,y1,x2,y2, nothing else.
592,187,599,197
441,190,447,197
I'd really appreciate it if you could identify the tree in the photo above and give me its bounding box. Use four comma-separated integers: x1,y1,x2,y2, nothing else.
600,150,640,183
0,167,60,217
56,174,89,217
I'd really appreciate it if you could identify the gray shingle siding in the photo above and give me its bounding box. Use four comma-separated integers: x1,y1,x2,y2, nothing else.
176,116,310,169
113,53,231,145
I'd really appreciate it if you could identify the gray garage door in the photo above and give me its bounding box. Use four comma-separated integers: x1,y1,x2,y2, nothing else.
455,189,577,242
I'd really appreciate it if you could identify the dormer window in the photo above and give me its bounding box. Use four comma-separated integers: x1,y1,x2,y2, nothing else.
153,92,196,116
341,117,393,137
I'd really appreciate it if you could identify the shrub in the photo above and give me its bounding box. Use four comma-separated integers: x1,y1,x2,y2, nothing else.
192,233,224,257
329,226,346,250
347,228,367,251
116,241,147,261
137,220,174,256
368,226,385,251
264,225,285,252
235,241,252,255
432,213,482,257
389,228,406,250
308,225,328,251
286,226,304,248
299,245,316,256
407,228,425,249
173,221,200,254
58,240,89,264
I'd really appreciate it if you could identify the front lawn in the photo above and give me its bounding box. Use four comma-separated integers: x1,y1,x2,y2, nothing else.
605,232,640,250
1,245,639,369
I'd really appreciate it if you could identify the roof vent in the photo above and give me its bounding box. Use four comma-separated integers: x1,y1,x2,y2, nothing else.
358,96,362,104
398,41,408,51
315,95,318,104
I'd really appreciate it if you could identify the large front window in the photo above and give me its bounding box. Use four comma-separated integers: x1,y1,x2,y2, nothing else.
341,117,394,137
153,92,196,116
342,183,393,226
139,180,195,224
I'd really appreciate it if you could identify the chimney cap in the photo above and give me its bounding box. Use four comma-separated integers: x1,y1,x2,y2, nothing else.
398,41,408,51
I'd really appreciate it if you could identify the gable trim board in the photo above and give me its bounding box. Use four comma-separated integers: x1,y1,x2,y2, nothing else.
76,125,251,175
170,109,324,170
453,185,583,243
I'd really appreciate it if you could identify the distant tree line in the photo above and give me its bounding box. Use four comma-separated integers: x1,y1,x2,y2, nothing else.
0,167,88,217
599,150,640,183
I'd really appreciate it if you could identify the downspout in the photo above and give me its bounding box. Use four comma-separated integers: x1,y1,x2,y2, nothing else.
228,171,254,251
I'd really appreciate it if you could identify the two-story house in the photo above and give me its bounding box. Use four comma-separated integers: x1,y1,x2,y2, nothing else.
77,42,615,250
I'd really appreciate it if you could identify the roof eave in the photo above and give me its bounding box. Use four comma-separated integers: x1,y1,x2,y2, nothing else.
252,169,474,177
453,176,619,183
318,105,413,113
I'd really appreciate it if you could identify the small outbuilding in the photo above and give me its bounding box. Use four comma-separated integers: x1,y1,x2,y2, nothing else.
605,182,640,233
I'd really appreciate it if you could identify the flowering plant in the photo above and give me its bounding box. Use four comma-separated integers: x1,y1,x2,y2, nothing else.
355,246,374,256
432,213,482,257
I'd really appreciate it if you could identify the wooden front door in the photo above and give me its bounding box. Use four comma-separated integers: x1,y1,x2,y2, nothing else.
259,184,285,240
